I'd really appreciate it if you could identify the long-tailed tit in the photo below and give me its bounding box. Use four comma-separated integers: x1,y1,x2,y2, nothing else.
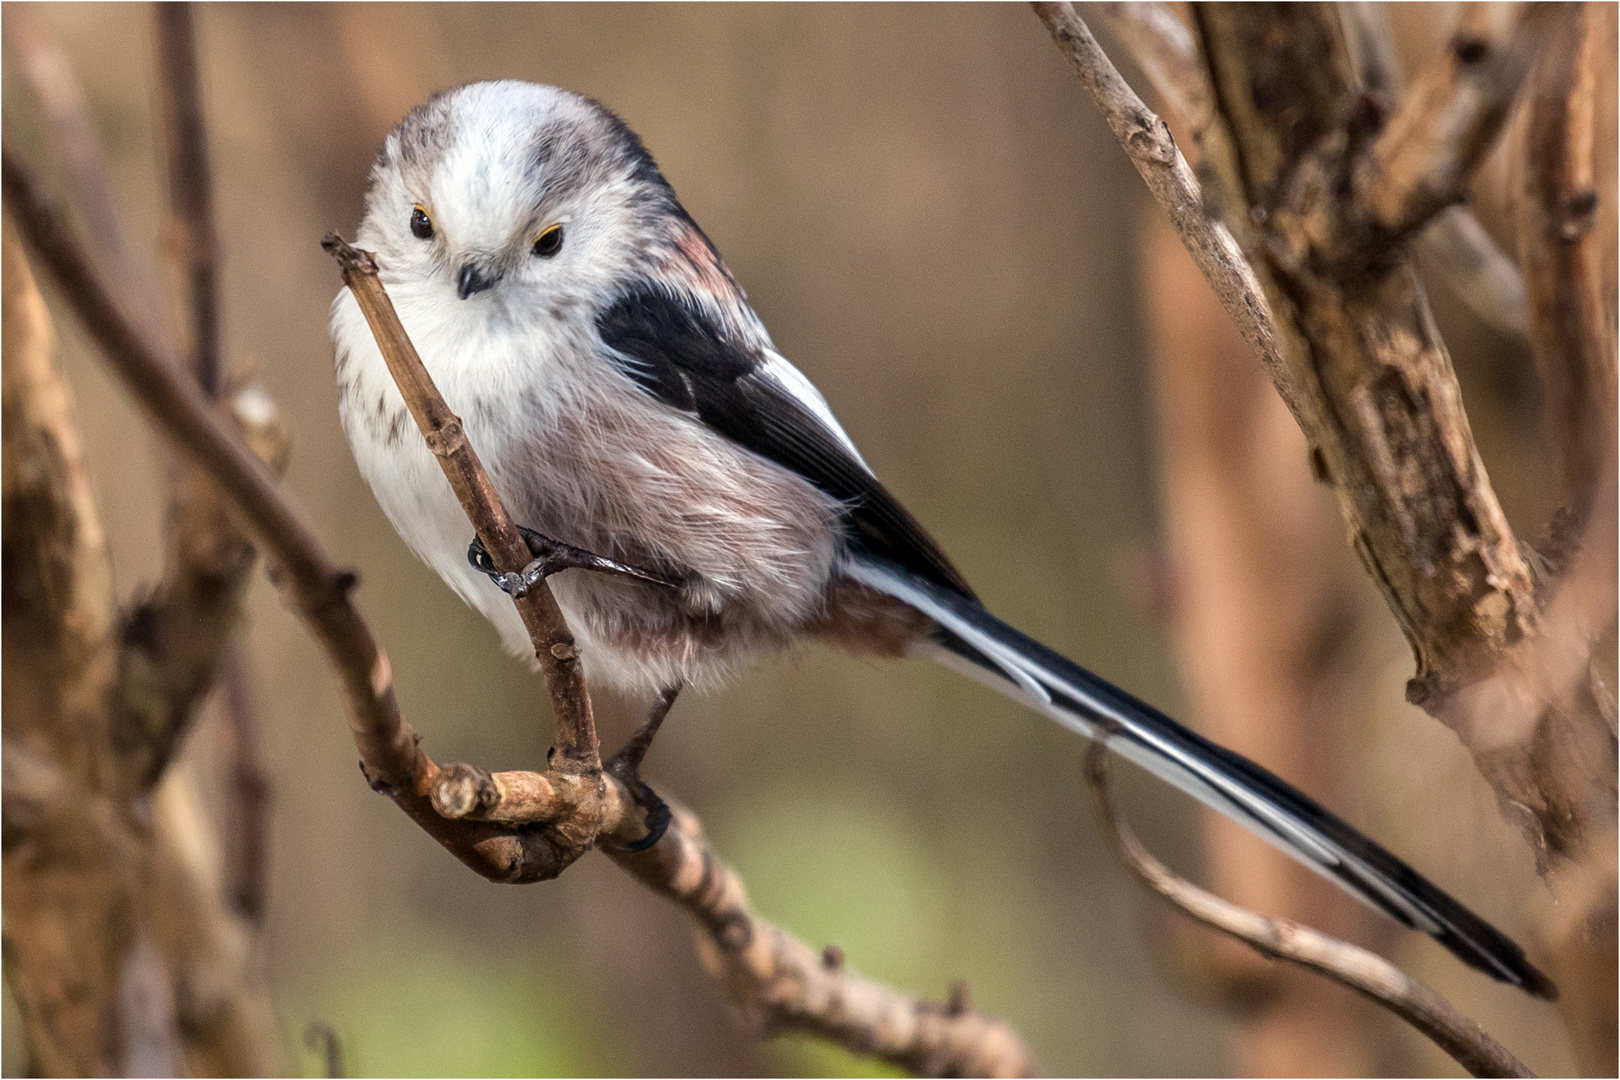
331,81,1553,999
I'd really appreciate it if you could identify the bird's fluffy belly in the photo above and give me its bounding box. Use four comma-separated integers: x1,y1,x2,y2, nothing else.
334,301,847,692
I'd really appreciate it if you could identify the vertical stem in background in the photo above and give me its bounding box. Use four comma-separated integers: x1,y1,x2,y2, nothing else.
222,645,270,924
156,1,220,397
1513,6,1620,1072
153,0,275,921
1516,2,1617,526
1139,216,1383,1075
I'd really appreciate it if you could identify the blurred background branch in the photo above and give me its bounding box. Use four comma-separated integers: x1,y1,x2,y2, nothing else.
1082,745,1532,1079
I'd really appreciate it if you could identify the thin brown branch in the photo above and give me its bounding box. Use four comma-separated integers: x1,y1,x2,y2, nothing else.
1350,4,1556,265
1515,1,1617,524
323,234,601,773
1092,3,1214,145
1183,5,1576,837
1082,744,1535,1079
1031,2,1301,418
605,803,1037,1077
2,148,1041,1074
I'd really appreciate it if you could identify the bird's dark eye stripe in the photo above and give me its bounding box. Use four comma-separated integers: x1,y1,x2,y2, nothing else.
410,206,434,240
533,224,564,258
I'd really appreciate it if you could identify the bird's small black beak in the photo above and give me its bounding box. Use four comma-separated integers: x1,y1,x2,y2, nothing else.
457,263,498,300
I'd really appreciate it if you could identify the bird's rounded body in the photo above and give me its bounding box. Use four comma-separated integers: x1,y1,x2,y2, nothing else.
332,81,908,692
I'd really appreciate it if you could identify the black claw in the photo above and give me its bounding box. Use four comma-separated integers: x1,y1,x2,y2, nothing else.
615,794,671,852
606,686,680,852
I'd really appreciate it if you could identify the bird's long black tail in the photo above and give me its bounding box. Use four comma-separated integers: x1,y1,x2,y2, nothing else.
847,556,1557,1000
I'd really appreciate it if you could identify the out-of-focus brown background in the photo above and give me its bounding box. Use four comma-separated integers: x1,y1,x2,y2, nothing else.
1,4,1589,1076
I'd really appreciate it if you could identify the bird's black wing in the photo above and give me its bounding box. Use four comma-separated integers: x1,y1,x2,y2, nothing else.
596,282,975,599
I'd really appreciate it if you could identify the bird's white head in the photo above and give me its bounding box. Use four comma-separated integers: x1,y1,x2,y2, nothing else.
356,81,683,314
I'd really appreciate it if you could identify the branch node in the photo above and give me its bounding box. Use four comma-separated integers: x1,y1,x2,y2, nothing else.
1450,33,1489,65
431,762,496,820
330,568,359,597
357,759,398,797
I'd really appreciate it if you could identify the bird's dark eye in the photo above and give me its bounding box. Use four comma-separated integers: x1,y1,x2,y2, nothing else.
533,224,564,258
410,206,434,240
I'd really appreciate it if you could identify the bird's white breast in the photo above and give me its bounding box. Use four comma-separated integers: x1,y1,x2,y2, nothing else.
330,283,847,693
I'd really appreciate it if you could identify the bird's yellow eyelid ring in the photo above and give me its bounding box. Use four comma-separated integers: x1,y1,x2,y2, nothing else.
534,223,563,245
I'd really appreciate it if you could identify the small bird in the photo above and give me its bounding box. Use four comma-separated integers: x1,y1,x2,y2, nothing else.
331,80,1553,998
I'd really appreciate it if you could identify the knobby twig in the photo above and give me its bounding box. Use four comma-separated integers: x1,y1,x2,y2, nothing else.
1093,2,1215,146
1082,745,1534,1079
322,236,601,774
155,1,220,396
3,149,1038,1074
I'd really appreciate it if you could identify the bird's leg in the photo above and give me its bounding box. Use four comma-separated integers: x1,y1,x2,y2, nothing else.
468,526,678,598
604,685,679,852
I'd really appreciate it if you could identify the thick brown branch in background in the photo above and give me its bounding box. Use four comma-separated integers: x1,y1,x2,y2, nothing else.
1516,2,1617,525
1082,746,1534,1080
1185,2,1576,836
1099,1,1533,339
1042,3,1616,1070
1039,3,1540,714
3,215,279,1078
1,220,138,1074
